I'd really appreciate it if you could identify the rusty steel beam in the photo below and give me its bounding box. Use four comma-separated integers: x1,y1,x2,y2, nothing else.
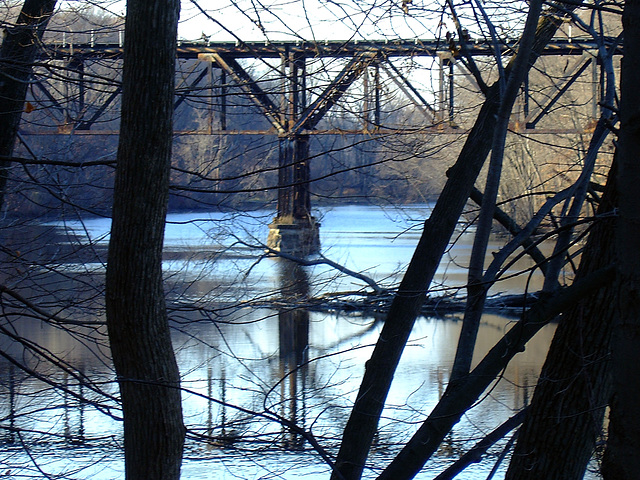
19,126,593,136
174,65,209,110
525,55,593,129
30,80,66,117
40,37,622,61
76,86,121,130
21,36,615,140
28,37,619,136
203,52,285,133
290,52,379,135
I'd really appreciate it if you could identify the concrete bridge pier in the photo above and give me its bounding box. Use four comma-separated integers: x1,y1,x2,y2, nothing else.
267,134,320,256
267,216,320,257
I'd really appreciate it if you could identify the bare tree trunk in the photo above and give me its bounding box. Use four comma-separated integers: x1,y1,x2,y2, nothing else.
105,1,184,479
330,4,585,480
505,159,617,480
602,1,640,477
376,265,613,480
0,0,57,210
451,0,542,381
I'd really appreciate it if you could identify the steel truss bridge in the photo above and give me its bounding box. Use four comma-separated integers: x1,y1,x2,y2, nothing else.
22,36,619,253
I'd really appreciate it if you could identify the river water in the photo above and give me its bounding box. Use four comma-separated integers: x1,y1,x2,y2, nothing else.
0,204,590,479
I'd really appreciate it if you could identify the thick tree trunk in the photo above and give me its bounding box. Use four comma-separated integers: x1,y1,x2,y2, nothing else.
105,1,184,479
0,0,57,210
602,1,640,478
504,160,617,480
330,4,584,480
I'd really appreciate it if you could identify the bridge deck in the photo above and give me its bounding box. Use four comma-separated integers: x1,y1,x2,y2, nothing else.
42,37,619,60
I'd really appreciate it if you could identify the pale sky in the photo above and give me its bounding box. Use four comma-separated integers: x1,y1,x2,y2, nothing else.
177,0,446,42
60,0,528,44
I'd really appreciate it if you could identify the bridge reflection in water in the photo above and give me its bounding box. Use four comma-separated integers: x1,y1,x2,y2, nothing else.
0,206,558,461
277,259,310,449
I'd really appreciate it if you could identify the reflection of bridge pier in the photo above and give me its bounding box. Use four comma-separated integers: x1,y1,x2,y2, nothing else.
7,364,16,444
278,306,309,450
277,259,310,449
63,368,86,445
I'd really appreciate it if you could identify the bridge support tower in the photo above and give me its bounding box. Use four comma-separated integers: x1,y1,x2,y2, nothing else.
267,135,320,255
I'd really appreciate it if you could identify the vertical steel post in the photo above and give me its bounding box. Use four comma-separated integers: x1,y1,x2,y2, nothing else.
362,66,370,130
278,137,294,218
277,50,293,218
374,63,381,128
77,59,85,120
219,70,226,130
448,59,454,124
290,52,311,220
592,52,599,119
208,60,213,134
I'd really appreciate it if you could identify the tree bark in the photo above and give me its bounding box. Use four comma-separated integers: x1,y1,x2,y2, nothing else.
105,1,184,479
505,160,617,480
330,4,585,480
602,1,640,478
0,0,57,210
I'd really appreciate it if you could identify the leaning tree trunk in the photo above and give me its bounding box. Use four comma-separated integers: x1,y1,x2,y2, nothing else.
330,4,585,480
0,0,57,210
602,1,640,477
104,1,184,479
504,158,617,480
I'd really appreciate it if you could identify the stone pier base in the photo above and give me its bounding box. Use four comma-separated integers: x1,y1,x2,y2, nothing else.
267,217,320,256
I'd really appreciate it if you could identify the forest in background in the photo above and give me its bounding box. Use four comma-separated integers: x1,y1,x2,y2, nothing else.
0,1,614,221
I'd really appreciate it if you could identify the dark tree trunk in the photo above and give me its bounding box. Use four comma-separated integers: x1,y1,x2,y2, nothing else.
0,0,57,210
330,4,585,480
602,1,640,478
451,0,542,382
374,265,613,480
504,160,617,480
104,1,184,479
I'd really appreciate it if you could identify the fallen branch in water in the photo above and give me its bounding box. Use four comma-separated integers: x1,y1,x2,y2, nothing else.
235,235,388,294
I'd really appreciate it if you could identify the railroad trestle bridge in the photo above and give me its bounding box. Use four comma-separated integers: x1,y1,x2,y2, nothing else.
23,36,618,254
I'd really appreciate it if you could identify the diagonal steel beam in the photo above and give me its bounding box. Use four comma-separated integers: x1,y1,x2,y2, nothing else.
31,80,65,117
205,52,284,133
525,54,593,129
381,60,436,123
76,87,122,130
174,65,209,110
289,51,379,135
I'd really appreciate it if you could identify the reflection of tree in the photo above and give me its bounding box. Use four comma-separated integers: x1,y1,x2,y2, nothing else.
63,366,86,445
204,362,242,447
6,363,17,444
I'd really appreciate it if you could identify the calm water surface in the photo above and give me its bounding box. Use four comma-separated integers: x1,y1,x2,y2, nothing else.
0,205,582,479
